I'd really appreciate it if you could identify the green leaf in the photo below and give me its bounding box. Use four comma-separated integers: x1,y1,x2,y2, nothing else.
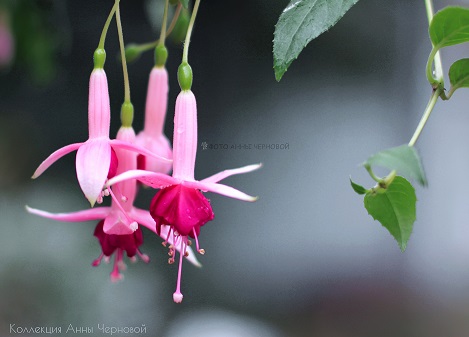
350,177,367,195
180,0,189,9
449,58,469,92
429,7,469,49
273,0,359,81
364,145,427,187
364,176,416,251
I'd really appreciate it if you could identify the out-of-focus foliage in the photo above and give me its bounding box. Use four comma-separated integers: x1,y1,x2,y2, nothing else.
1,0,67,84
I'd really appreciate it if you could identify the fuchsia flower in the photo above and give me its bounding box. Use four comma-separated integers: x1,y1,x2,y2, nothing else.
107,89,261,302
27,126,199,281
32,67,171,206
135,66,172,174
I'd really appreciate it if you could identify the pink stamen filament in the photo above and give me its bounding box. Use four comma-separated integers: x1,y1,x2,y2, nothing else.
192,227,204,254
137,250,150,263
92,253,104,266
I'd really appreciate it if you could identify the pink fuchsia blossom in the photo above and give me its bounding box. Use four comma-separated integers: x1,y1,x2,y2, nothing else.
27,125,199,281
107,89,261,302
135,66,173,174
32,68,171,207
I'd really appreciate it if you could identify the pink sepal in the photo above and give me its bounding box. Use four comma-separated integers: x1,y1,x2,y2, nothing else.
183,180,258,202
110,139,172,163
201,163,263,184
76,138,111,207
106,170,179,189
25,205,111,222
32,143,83,179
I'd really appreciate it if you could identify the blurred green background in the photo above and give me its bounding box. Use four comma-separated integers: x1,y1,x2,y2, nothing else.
2,0,469,336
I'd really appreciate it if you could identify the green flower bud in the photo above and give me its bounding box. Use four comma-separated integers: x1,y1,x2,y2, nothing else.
121,101,134,127
178,62,193,91
155,45,168,67
93,48,106,69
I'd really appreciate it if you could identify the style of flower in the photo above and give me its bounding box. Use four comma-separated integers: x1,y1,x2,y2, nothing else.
31,67,171,207
27,126,199,281
107,89,261,302
135,66,173,174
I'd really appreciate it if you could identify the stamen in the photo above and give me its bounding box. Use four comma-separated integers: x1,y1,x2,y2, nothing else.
192,228,204,254
92,253,104,267
137,249,150,263
104,256,111,264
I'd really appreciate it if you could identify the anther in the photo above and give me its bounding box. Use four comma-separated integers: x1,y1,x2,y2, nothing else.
198,249,205,255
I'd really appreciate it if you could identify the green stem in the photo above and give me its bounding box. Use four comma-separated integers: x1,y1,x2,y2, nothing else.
168,4,182,37
116,0,130,103
182,0,201,64
126,5,182,53
98,1,119,49
159,0,170,46
426,47,439,86
365,165,383,183
383,170,396,187
408,88,441,147
424,0,444,85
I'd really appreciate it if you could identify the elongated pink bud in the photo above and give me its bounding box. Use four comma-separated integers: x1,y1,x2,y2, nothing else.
144,67,168,135
172,91,197,181
114,127,138,210
88,69,111,139
136,67,172,174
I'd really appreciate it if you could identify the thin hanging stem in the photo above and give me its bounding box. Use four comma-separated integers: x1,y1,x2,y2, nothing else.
408,88,441,147
115,1,131,102
182,0,202,64
159,0,170,46
167,4,182,37
125,5,182,54
98,1,119,49
424,0,444,83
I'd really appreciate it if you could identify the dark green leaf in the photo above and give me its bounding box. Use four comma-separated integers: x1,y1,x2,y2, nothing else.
449,58,469,91
364,176,416,251
350,177,367,195
273,0,359,81
429,7,469,49
364,145,427,186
